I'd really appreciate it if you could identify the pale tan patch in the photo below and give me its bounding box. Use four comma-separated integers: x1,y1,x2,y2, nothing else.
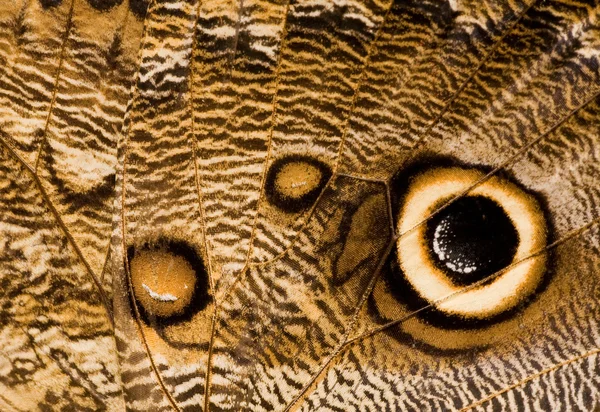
274,161,323,200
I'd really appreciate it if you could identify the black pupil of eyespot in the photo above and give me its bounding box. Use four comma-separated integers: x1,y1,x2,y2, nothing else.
426,195,519,286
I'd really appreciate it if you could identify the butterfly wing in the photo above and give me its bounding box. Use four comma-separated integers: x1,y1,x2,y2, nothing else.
299,0,600,410
115,0,600,411
2,0,599,410
0,0,145,409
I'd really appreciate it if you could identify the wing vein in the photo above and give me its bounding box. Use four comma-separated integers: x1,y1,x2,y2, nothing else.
117,1,183,410
0,132,114,326
345,216,600,346
286,87,600,409
459,347,600,411
33,0,76,172
235,0,292,295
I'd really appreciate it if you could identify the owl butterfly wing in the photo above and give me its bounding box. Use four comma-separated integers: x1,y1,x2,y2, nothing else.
115,0,599,411
114,0,393,409
0,0,146,410
2,0,597,412
301,1,600,411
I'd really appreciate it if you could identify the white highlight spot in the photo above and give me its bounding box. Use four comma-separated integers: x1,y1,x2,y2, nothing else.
291,181,307,188
142,283,178,302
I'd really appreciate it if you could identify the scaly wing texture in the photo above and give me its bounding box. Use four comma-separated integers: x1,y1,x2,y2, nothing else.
0,0,146,410
1,0,599,411
113,0,600,411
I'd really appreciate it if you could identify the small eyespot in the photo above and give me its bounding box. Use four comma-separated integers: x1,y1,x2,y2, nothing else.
265,155,332,213
391,164,549,324
127,240,209,324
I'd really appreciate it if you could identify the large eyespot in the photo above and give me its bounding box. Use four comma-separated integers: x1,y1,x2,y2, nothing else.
127,239,209,324
393,165,549,323
265,155,332,213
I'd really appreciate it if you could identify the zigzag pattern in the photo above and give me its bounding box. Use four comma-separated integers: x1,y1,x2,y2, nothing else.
0,0,599,410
